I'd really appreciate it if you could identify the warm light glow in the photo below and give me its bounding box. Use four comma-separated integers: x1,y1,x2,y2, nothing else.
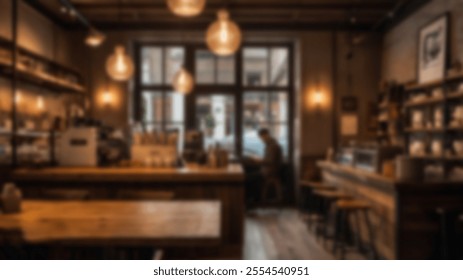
14,91,22,104
206,9,242,56
102,90,113,105
172,67,194,94
106,45,134,81
314,91,323,106
167,0,206,17
37,96,45,111
85,29,106,47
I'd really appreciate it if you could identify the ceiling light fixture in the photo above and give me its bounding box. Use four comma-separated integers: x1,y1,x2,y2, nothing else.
205,9,242,56
172,67,194,94
106,45,135,82
85,28,106,47
167,0,206,17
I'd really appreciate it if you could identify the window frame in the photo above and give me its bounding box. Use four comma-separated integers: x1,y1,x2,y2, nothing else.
133,42,294,163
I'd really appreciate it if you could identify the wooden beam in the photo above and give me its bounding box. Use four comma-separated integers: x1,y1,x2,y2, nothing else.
73,1,395,11
91,21,373,32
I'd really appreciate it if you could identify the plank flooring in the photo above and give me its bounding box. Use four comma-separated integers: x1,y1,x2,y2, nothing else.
244,208,366,260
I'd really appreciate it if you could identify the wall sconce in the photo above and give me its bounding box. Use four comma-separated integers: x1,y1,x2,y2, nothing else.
314,90,323,107
14,91,22,105
37,96,45,112
102,90,113,106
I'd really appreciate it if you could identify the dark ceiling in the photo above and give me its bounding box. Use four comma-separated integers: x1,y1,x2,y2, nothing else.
24,0,430,31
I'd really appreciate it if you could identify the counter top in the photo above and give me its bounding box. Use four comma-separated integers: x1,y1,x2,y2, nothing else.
10,164,245,183
318,161,463,192
318,161,395,193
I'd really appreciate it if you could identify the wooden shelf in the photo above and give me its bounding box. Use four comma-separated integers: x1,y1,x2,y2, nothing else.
411,155,443,160
447,92,463,100
0,36,86,95
404,96,445,108
0,63,85,94
0,128,51,138
404,127,444,133
405,74,463,92
447,125,463,132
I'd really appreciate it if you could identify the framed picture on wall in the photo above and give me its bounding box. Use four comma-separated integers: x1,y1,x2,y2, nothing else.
418,13,449,84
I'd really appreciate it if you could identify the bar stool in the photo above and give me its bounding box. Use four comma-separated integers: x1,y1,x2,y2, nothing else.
299,181,336,229
332,199,376,260
312,190,351,244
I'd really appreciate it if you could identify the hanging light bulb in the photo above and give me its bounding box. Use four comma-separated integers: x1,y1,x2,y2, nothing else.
167,0,206,17
172,67,194,94
85,28,106,47
206,9,242,56
106,45,134,81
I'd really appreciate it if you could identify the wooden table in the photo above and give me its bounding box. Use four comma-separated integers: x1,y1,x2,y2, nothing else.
0,200,221,247
8,165,245,258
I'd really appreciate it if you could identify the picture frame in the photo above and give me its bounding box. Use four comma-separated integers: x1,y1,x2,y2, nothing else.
417,13,449,84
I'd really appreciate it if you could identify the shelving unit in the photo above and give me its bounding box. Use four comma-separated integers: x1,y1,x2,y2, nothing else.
377,82,404,146
402,74,463,180
0,36,86,95
0,34,86,167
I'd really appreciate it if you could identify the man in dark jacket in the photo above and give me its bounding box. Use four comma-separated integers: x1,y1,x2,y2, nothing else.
257,128,283,202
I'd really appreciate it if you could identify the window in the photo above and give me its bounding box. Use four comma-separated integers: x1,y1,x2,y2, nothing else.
135,43,292,161
243,47,289,87
243,92,289,158
195,49,235,85
138,46,186,147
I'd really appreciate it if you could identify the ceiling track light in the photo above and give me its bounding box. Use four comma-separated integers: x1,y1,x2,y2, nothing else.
167,0,207,17
58,0,106,48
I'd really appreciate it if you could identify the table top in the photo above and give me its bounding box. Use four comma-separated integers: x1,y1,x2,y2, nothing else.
0,200,221,247
11,165,244,183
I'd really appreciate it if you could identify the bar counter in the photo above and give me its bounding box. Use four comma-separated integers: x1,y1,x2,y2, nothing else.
7,164,245,259
318,161,463,260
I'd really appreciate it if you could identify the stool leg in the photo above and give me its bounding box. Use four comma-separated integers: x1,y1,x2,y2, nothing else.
332,207,341,255
353,211,363,253
363,209,377,260
339,210,348,260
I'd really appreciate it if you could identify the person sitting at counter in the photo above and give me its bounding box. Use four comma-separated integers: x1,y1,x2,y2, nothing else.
246,128,284,205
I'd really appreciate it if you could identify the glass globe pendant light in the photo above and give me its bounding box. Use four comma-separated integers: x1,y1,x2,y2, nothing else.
167,0,206,17
106,45,134,81
206,9,242,56
172,67,194,94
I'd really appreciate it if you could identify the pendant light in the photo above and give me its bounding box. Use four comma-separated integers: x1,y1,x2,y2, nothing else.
105,0,134,81
172,67,194,94
206,9,242,56
167,0,206,17
106,45,134,81
85,28,106,47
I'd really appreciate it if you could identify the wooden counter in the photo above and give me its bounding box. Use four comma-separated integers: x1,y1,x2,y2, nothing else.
10,165,245,183
0,200,220,247
318,161,463,260
7,165,245,259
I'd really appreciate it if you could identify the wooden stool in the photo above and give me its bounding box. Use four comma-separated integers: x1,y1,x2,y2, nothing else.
313,190,351,244
333,199,376,259
299,181,336,228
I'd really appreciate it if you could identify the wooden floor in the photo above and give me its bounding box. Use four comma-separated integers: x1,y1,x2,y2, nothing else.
244,208,366,260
